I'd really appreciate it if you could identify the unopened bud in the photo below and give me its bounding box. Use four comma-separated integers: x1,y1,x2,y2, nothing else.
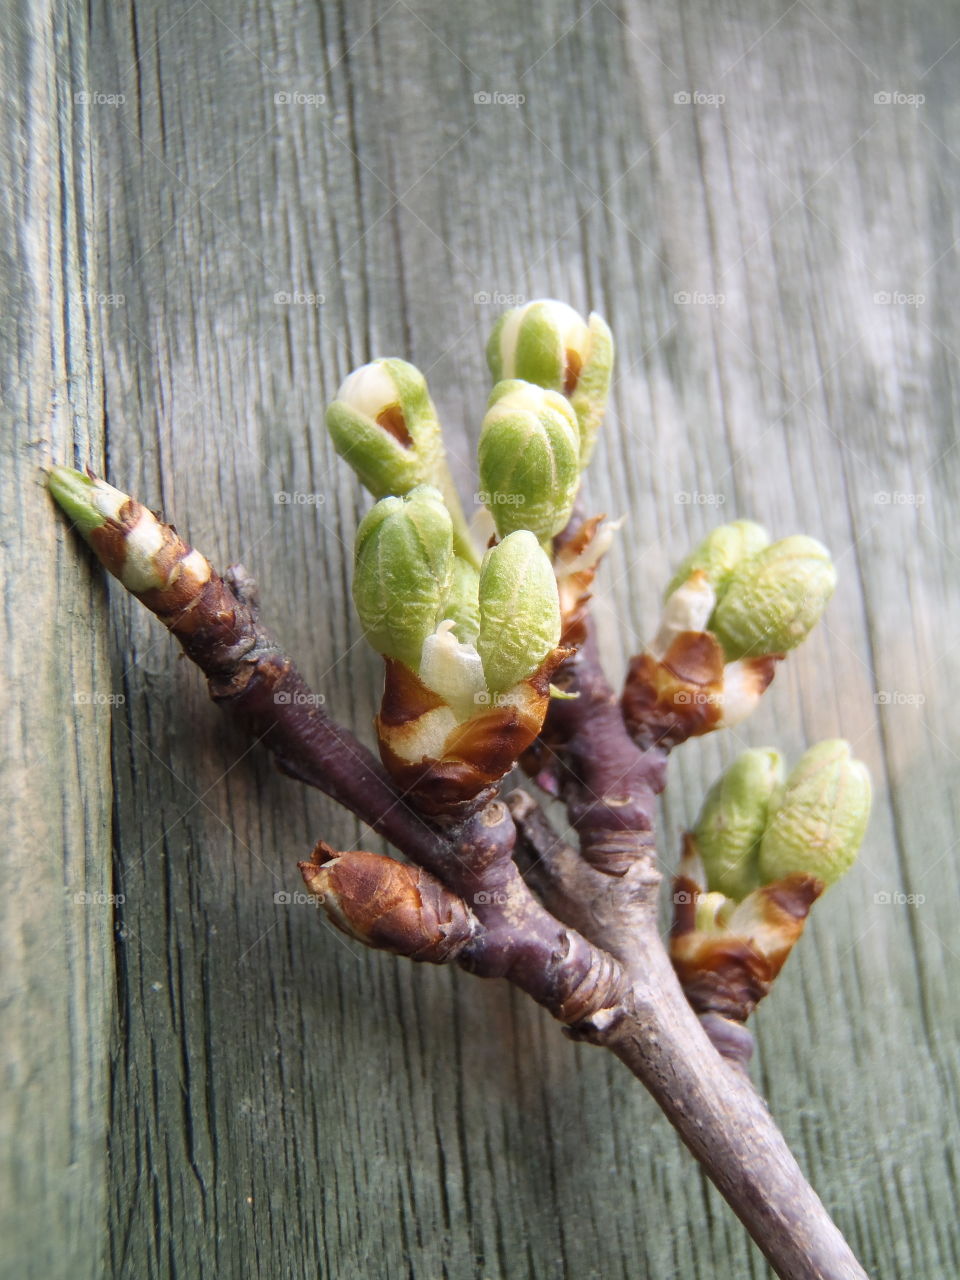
665,519,769,601
693,748,784,900
326,358,444,499
758,740,871,888
352,485,453,669
478,380,581,542
477,530,561,695
442,556,480,645
300,847,476,963
709,535,837,660
328,359,480,568
48,466,211,596
486,300,614,463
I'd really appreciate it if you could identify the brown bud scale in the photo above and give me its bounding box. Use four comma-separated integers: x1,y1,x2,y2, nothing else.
300,844,477,963
376,648,571,817
670,872,823,1022
622,633,778,749
554,514,606,649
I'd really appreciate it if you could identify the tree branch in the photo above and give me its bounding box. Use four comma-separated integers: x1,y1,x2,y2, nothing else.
146,566,871,1278
52,478,869,1280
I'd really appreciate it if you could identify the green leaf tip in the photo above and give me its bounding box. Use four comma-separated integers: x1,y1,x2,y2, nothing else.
352,484,455,670
47,466,112,537
758,739,871,889
693,747,784,900
476,530,561,694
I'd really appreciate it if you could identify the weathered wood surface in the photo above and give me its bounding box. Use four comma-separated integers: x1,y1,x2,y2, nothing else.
6,0,960,1275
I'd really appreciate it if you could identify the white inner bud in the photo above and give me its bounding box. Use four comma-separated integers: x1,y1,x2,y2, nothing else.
716,660,765,728
89,478,134,522
555,517,624,582
179,548,212,588
419,620,488,720
543,300,591,358
649,571,716,660
725,892,780,957
388,706,460,764
119,510,170,593
335,361,399,419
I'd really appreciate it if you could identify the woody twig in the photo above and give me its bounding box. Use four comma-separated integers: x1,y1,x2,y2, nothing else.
50,299,872,1280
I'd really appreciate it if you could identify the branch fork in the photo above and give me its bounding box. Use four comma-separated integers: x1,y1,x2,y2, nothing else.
48,298,871,1279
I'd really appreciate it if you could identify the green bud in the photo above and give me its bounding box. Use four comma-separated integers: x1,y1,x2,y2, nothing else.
477,380,581,542
48,466,212,595
442,556,480,645
326,359,444,500
47,466,112,537
570,314,614,465
693,748,785,900
328,359,481,569
709,536,837,660
758,740,871,888
352,485,453,669
665,520,770,601
477,531,561,694
486,300,614,465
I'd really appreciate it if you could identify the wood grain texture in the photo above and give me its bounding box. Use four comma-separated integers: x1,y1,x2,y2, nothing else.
9,0,960,1275
1,4,112,1278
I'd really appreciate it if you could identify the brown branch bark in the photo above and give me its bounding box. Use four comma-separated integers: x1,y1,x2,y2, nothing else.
59,502,869,1280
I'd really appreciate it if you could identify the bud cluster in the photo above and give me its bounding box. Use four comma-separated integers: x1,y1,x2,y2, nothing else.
668,521,837,661
623,520,838,747
670,742,871,1023
327,300,617,814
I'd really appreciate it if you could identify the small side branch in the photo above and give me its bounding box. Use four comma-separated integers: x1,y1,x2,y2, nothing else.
50,470,869,1280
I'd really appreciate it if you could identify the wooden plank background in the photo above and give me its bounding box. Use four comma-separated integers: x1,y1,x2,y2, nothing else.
5,0,960,1275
